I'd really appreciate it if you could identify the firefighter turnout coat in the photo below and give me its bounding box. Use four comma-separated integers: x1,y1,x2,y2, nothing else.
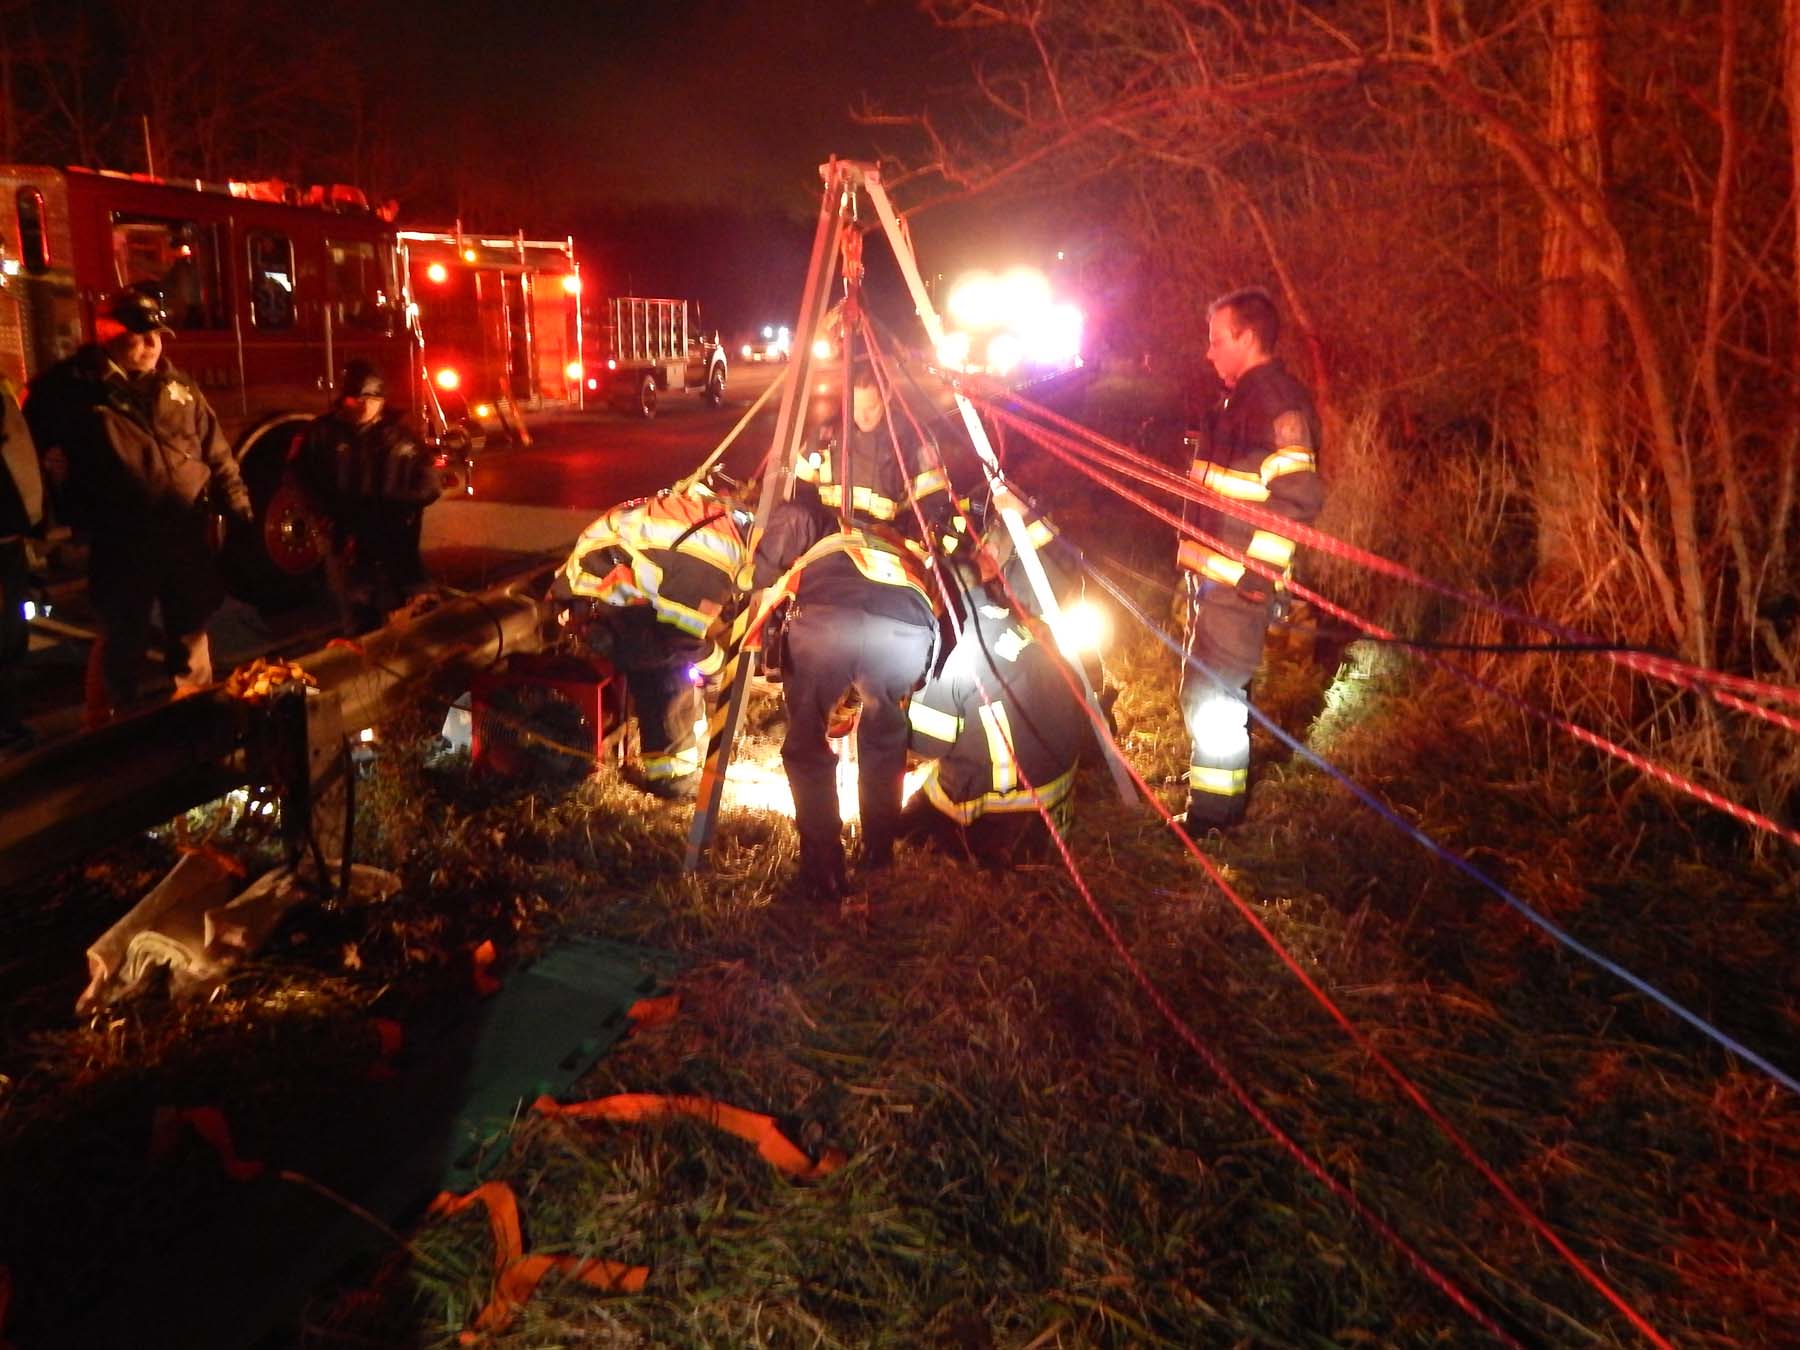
1175,358,1324,827
553,488,750,789
907,599,1083,828
1176,359,1323,596
795,418,950,534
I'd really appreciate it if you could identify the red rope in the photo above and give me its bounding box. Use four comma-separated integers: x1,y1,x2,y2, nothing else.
897,414,1676,1345
968,379,1800,718
987,402,1800,851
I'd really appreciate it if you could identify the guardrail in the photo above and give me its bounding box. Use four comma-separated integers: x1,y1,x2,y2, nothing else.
0,568,554,892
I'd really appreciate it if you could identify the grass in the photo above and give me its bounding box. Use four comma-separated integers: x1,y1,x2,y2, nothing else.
2,612,1797,1348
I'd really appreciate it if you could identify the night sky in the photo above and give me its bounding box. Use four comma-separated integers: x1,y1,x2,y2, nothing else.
381,0,1081,330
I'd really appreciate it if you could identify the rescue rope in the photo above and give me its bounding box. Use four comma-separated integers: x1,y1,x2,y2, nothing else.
988,401,1800,852
967,380,1800,723
843,367,1637,1346
1088,562,1800,1103
674,361,789,494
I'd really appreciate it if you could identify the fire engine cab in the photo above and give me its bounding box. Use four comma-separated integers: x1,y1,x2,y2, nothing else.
0,165,578,608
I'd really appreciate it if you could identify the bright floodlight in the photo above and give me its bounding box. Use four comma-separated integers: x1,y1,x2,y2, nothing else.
1052,597,1112,656
935,331,972,370
947,272,1000,329
986,332,1023,376
999,267,1051,324
1025,302,1084,366
434,367,460,391
561,274,582,295
762,325,774,339
812,337,833,361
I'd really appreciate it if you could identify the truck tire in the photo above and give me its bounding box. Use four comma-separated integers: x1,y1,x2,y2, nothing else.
637,374,658,420
704,362,726,407
222,415,328,613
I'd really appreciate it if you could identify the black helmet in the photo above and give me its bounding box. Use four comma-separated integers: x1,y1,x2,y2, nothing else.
102,284,172,336
337,359,385,401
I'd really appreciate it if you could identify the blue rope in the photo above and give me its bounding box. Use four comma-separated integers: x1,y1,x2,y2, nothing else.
1088,566,1800,1099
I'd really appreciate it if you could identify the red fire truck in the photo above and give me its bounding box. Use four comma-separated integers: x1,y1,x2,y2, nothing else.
0,165,580,607
400,227,585,441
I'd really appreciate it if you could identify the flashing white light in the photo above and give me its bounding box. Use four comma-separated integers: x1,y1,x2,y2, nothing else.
461,247,478,263
1188,692,1250,763
561,274,582,295
606,358,617,370
564,360,583,382
762,325,774,339
434,367,460,391
934,331,972,370
0,259,19,278
473,403,493,419
999,266,1051,323
1025,302,1084,367
1056,250,1066,261
777,326,790,342
358,727,376,744
1051,598,1112,656
741,343,754,359
22,600,38,621
586,377,599,390
947,272,999,329
811,337,833,361
986,332,1023,377
425,261,449,284
686,664,704,686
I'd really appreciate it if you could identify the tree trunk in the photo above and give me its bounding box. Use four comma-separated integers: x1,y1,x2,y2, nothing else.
1533,0,1611,597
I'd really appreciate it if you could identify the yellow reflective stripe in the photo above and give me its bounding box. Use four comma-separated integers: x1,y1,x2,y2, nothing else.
922,760,1077,823
652,595,713,639
912,465,948,497
908,699,961,742
1176,537,1209,574
817,484,899,521
1244,530,1296,568
644,745,703,778
1201,553,1245,585
1189,764,1248,795
1025,518,1056,548
1262,448,1315,484
977,703,1018,792
992,628,1029,662
1200,463,1271,502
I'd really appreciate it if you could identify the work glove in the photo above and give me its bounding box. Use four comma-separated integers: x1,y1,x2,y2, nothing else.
1235,570,1274,607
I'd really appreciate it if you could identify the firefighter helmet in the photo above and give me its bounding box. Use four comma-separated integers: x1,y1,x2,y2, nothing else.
337,359,385,401
101,284,173,335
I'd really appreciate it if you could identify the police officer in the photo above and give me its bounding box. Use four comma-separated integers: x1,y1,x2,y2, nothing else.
902,561,1086,865
797,369,951,539
551,481,751,799
750,484,940,902
0,378,43,755
1176,287,1324,828
295,360,441,633
25,285,251,726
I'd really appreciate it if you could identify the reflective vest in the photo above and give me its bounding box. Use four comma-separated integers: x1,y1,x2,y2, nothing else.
558,490,748,645
744,524,936,650
1176,359,1323,588
795,421,949,528
906,604,1083,824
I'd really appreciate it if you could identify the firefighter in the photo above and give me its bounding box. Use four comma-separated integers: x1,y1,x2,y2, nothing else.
551,480,751,799
0,378,43,755
295,361,441,634
24,285,252,726
902,559,1086,866
750,490,939,903
796,368,951,540
1176,286,1324,829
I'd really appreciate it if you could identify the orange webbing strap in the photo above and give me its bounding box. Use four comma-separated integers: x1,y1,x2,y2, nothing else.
428,1181,647,1340
625,995,681,1028
150,1105,266,1182
533,1093,846,1180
